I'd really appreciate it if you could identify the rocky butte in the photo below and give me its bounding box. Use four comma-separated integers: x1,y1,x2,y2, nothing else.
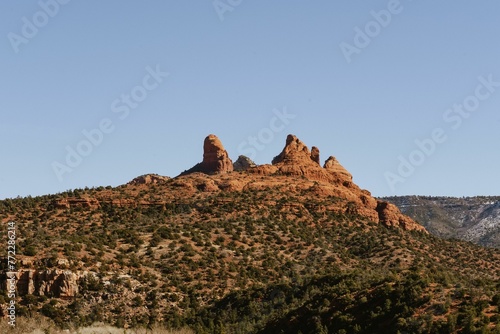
178,133,426,233
47,133,425,233
180,134,233,175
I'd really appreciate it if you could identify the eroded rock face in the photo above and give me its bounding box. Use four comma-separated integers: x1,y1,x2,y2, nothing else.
272,134,311,165
203,134,233,173
324,156,353,182
181,135,233,175
310,146,320,165
267,134,426,232
233,155,257,171
128,174,170,185
376,201,427,232
14,270,82,298
271,135,341,184
135,133,426,233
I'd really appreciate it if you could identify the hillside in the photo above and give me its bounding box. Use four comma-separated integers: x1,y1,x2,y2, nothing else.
383,196,500,249
1,135,499,333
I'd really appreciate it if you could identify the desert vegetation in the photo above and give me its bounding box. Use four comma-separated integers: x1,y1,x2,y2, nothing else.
1,178,499,333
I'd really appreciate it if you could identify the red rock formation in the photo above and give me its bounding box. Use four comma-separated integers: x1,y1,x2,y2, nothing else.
54,197,100,210
128,174,170,185
310,146,320,165
376,201,427,232
267,134,426,232
14,269,83,299
324,156,353,183
270,135,328,181
180,134,233,175
272,134,312,165
126,133,426,233
203,134,233,172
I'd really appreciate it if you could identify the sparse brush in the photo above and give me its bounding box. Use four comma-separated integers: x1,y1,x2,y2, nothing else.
0,317,193,334
0,314,60,334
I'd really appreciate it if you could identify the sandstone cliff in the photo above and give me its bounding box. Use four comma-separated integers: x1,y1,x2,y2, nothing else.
3,269,88,299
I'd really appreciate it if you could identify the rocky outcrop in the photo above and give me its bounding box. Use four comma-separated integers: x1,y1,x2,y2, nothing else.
270,135,353,186
324,156,353,183
203,134,233,173
180,135,233,175
270,135,331,183
54,197,100,210
128,174,170,185
13,269,84,299
310,146,320,165
266,134,426,232
112,133,425,233
272,134,312,165
233,155,257,171
376,201,427,232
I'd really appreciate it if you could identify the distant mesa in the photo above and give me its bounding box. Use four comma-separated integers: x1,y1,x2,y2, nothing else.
180,134,233,176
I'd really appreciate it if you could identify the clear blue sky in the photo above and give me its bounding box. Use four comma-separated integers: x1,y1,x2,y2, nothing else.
1,0,499,200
